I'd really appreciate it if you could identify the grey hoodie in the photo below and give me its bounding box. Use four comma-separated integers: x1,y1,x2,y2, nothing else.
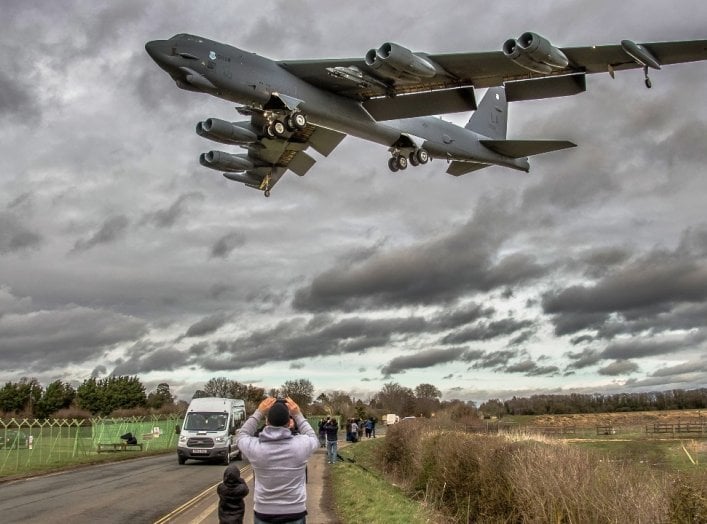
236,411,319,516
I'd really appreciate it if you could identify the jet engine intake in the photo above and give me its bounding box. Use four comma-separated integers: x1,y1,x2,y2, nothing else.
196,118,258,145
503,32,569,74
199,150,254,172
365,42,438,79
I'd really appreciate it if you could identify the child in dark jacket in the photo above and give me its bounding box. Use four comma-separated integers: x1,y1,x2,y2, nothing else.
217,463,249,524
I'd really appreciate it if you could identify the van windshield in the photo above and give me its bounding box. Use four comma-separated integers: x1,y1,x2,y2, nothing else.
184,412,228,431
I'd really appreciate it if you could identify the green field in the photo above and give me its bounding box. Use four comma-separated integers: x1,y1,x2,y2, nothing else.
0,417,181,478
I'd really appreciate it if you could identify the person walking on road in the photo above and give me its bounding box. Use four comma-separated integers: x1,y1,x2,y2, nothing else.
323,417,338,464
217,462,249,524
236,397,319,524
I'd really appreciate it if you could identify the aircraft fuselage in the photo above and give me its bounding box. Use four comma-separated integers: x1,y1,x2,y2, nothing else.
145,34,531,172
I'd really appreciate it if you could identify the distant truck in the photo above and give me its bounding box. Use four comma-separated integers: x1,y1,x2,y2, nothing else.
384,414,400,425
177,397,246,465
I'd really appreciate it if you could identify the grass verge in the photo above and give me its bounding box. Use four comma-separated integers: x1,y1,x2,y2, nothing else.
333,441,440,524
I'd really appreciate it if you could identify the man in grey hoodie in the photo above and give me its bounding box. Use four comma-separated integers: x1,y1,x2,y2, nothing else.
236,397,319,524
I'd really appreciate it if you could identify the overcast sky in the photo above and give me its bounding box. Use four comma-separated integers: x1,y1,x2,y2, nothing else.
1,1,706,404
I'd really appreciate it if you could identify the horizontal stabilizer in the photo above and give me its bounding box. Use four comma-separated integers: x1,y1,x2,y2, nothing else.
505,74,586,102
309,127,346,157
480,139,576,158
446,161,489,177
364,87,476,121
288,151,316,177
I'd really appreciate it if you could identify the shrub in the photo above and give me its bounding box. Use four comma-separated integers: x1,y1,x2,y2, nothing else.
669,472,707,523
377,425,685,523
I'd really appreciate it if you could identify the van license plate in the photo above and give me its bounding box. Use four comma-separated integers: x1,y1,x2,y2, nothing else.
192,449,208,455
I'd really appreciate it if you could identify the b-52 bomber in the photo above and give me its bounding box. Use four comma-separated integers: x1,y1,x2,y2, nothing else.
145,33,707,196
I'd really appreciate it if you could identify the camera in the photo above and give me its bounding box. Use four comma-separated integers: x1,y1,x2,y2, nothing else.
275,396,287,404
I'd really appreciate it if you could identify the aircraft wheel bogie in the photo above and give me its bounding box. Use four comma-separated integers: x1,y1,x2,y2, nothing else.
416,148,429,164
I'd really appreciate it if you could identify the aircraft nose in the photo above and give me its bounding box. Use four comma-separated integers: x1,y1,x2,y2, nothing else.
145,40,170,63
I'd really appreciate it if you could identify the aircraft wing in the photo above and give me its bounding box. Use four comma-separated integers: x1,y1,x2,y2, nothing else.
278,38,707,109
429,40,707,88
219,110,346,194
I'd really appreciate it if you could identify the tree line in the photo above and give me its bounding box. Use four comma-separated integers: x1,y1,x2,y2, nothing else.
0,376,178,418
4,374,704,421
479,388,707,417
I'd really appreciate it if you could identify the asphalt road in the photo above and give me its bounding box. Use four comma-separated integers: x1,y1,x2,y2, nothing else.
0,453,234,523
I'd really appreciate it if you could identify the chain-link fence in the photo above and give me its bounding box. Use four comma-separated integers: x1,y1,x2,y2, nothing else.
0,415,182,476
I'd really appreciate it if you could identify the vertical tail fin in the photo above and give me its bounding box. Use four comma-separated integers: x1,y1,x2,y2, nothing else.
465,87,508,139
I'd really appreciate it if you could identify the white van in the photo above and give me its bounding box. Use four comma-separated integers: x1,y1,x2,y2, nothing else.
177,397,246,465
385,413,400,425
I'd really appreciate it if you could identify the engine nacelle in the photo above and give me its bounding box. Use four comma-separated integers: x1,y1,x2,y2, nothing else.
223,172,264,187
503,32,568,74
196,118,258,145
365,42,438,79
199,151,254,172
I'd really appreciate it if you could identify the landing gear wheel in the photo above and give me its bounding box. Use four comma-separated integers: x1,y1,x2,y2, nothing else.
643,66,652,89
264,189,271,197
388,157,400,172
292,112,307,130
271,120,287,138
265,124,276,138
396,155,408,170
416,148,429,164
409,152,420,167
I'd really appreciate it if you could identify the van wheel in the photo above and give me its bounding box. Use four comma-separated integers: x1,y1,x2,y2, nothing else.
178,456,186,465
223,448,230,465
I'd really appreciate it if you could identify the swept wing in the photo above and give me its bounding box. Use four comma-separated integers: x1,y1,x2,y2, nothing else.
279,39,707,113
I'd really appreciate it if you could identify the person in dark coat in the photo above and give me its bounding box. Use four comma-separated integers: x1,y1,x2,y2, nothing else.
217,462,249,524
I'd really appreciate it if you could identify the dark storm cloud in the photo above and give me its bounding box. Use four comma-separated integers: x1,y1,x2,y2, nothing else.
0,306,148,371
430,302,495,330
504,360,559,376
292,199,547,312
565,347,602,370
91,365,107,378
111,343,190,375
0,212,42,253
579,247,632,278
381,347,467,375
509,330,534,346
472,350,519,370
210,232,247,259
598,359,639,376
442,318,535,345
201,315,430,371
140,192,204,228
544,228,707,337
650,357,707,378
601,331,707,360
179,312,230,339
71,215,130,253
0,71,37,119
